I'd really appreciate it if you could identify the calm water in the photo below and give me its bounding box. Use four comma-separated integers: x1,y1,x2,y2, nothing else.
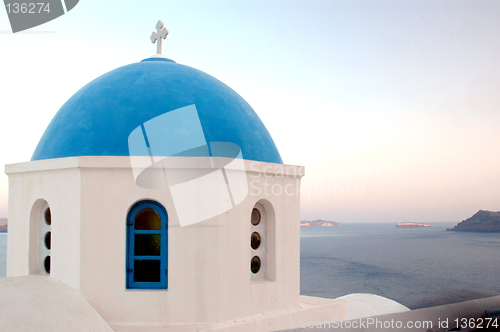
301,223,500,309
1,224,499,309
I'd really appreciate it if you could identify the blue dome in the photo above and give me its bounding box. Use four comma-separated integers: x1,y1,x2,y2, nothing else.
31,57,282,164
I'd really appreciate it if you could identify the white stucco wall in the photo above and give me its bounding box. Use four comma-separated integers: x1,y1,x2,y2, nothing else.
5,156,304,326
6,159,82,291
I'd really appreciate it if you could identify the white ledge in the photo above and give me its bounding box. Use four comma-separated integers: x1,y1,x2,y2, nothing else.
5,156,304,177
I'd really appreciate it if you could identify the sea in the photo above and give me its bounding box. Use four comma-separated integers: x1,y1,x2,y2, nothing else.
1,223,499,310
301,222,500,309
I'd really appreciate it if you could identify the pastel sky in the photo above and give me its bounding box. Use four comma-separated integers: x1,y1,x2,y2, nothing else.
1,1,499,223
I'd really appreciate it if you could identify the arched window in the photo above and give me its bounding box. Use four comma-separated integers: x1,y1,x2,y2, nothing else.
29,199,51,274
126,200,168,289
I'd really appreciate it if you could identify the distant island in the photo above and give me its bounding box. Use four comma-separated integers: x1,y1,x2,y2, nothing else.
0,218,7,233
447,210,500,232
396,222,430,228
300,219,343,227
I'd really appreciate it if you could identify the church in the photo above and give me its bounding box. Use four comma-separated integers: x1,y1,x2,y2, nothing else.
2,21,432,331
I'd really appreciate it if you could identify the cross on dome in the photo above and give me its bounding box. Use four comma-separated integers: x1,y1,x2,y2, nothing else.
150,20,169,55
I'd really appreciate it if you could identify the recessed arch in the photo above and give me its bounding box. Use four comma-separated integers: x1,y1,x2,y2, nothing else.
250,199,276,281
29,199,52,275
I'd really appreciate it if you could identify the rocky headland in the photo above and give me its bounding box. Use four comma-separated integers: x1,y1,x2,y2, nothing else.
447,210,500,232
396,222,430,228
0,218,7,233
300,219,344,227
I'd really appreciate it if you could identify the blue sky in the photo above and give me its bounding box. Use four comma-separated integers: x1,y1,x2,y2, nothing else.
1,1,499,223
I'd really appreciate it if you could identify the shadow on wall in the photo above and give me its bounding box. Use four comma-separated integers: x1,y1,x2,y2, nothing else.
0,231,7,278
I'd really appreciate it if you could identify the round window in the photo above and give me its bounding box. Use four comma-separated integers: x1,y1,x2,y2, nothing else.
250,256,261,274
44,256,51,274
44,208,51,225
251,208,261,226
251,232,261,250
44,231,51,250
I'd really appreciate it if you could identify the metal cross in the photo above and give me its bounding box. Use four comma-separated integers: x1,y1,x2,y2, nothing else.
150,20,169,55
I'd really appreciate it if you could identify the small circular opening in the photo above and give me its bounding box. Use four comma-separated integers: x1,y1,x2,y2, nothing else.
251,208,261,226
44,208,51,225
250,256,261,274
251,232,261,250
44,256,51,274
44,232,51,250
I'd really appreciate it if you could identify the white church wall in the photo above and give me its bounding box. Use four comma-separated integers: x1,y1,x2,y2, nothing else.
29,198,46,274
5,158,82,291
76,157,225,324
6,156,304,325
216,161,303,321
78,163,222,323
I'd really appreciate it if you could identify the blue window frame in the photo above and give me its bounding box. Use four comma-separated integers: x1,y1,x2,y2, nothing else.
126,200,168,289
